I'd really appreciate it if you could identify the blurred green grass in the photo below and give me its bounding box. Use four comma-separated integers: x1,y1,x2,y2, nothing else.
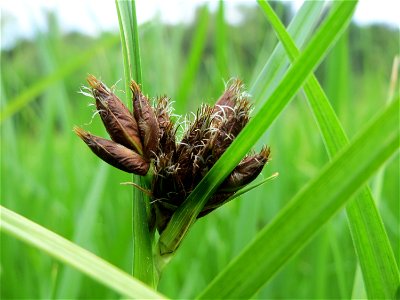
1,3,399,299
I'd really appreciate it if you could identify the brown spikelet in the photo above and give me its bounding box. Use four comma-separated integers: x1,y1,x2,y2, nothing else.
130,80,159,159
74,127,149,175
211,113,247,159
155,96,171,131
220,146,270,191
87,75,143,154
210,82,251,159
212,79,243,126
196,147,270,218
176,105,213,158
174,105,214,189
155,97,176,154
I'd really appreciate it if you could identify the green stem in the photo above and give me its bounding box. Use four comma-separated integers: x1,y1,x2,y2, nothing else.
132,177,157,287
115,0,143,102
115,0,156,288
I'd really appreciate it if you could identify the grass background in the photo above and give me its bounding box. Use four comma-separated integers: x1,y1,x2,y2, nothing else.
1,2,399,299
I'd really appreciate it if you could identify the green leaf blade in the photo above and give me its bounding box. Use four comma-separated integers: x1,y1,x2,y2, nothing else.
257,1,400,297
0,206,168,300
251,0,325,103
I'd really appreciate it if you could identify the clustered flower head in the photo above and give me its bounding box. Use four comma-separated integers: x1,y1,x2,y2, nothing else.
75,75,270,233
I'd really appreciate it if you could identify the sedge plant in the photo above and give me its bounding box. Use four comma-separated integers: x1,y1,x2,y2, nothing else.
74,73,271,284
1,1,399,299
76,0,272,286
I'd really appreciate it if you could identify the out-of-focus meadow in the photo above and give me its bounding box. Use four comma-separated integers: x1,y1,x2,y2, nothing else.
1,2,399,299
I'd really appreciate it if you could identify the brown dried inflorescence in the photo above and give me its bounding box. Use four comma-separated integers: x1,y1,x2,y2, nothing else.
75,76,270,233
74,75,158,175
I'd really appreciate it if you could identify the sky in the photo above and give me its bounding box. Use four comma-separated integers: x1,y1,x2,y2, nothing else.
1,0,400,49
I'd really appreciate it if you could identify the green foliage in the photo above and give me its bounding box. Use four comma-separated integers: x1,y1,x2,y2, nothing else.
257,1,399,298
199,97,399,299
1,1,399,299
0,206,167,299
158,0,357,256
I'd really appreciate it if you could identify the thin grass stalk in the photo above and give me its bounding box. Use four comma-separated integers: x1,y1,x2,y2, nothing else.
115,0,156,287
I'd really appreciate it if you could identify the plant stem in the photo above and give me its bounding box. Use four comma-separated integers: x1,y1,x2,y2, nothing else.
115,0,156,288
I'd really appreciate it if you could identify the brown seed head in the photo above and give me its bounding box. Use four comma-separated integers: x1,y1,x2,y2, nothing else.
77,76,271,235
87,75,143,155
130,80,160,159
74,126,149,175
148,79,271,233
